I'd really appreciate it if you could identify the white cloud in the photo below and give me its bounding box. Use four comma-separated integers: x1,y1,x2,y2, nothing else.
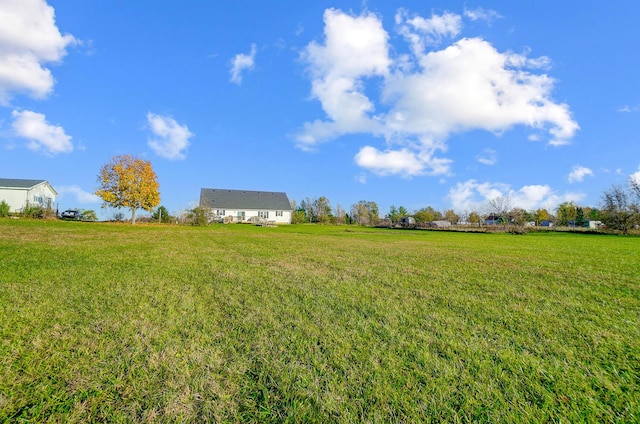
296,9,390,149
0,0,76,103
297,8,579,177
382,37,577,143
355,146,427,177
355,172,367,184
146,113,193,160
447,179,585,212
57,185,100,204
463,7,502,24
630,167,640,185
11,109,73,154
477,148,497,165
568,165,594,183
396,8,462,54
229,43,257,84
618,105,639,113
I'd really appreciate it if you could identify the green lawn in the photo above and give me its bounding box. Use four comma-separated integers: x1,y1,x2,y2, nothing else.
1,220,638,422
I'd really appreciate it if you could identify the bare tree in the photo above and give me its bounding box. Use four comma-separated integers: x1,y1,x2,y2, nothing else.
601,185,636,233
312,196,332,223
303,197,314,222
630,175,640,202
458,210,470,225
351,200,379,226
487,195,513,223
334,204,346,225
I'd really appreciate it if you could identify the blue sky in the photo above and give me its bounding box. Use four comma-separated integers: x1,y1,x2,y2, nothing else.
1,0,639,219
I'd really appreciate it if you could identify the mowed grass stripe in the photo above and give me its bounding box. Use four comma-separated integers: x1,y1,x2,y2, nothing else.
0,220,638,422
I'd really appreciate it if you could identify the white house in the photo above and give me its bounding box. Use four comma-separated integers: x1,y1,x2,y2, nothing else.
199,188,292,224
0,178,58,213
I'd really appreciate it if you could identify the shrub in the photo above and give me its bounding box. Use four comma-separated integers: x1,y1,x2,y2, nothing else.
80,209,98,221
0,200,10,217
21,205,45,218
188,206,212,226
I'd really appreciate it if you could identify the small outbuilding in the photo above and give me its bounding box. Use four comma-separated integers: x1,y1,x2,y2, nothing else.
430,220,452,228
199,188,292,224
0,178,57,213
484,214,501,225
588,220,603,229
400,216,416,227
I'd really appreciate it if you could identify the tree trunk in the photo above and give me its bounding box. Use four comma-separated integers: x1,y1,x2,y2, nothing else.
131,208,137,225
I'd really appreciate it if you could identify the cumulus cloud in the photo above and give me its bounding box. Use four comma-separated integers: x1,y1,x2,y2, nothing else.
146,113,193,160
296,8,579,177
296,8,390,149
382,37,577,143
229,43,257,84
447,179,585,212
568,165,594,183
11,109,73,154
57,185,100,203
355,144,452,177
0,0,76,103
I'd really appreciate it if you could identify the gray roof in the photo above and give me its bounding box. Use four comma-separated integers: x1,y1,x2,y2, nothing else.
0,178,49,189
200,188,292,211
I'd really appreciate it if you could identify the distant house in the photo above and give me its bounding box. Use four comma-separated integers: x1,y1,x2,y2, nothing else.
199,188,292,224
484,214,501,225
0,178,57,213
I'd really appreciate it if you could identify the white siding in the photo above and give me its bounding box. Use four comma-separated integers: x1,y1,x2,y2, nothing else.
0,182,57,213
0,188,29,213
217,209,291,224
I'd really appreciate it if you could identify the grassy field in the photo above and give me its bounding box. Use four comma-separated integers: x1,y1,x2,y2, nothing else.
1,220,638,422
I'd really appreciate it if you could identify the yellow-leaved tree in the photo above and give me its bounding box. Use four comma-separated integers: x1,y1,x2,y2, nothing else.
96,154,160,224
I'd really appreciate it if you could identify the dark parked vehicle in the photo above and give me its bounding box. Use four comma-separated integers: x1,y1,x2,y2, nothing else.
60,209,83,220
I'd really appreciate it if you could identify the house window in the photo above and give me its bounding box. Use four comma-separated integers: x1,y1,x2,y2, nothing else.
258,211,269,219
216,209,225,216
237,211,245,219
275,211,283,217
